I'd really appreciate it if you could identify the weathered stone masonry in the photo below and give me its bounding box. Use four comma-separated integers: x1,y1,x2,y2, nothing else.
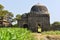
18,4,50,32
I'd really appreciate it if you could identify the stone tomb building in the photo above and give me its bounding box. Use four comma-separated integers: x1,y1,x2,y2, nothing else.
18,4,50,32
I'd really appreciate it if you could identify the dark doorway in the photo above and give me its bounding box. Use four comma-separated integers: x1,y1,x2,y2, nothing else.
23,24,28,28
38,24,42,33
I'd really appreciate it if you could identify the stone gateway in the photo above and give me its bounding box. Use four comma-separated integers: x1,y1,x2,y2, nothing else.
18,4,50,32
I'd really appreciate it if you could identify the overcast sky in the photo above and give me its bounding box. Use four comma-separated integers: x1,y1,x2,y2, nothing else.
0,0,60,23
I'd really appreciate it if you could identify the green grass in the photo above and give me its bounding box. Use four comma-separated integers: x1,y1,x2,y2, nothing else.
41,31,60,35
0,28,35,40
1,28,60,40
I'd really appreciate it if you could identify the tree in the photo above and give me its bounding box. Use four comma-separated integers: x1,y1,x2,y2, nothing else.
0,4,4,10
8,12,13,17
51,22,60,30
0,4,13,17
16,14,22,20
0,10,9,16
0,4,14,26
52,22,60,26
0,4,4,17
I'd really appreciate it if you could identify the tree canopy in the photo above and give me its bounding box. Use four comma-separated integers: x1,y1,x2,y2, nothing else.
16,14,22,20
0,4,4,10
0,4,14,26
0,4,13,17
52,22,60,26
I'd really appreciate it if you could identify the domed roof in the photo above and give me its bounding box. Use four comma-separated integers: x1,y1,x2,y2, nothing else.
31,4,48,13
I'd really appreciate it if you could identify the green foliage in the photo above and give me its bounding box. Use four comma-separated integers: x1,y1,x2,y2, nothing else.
0,10,8,16
41,31,60,35
0,4,13,26
0,28,35,40
0,4,13,17
0,4,8,16
52,21,60,26
12,24,18,27
0,4,4,10
8,12,14,17
16,14,22,20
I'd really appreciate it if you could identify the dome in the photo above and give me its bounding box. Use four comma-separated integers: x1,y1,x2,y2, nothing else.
31,4,48,13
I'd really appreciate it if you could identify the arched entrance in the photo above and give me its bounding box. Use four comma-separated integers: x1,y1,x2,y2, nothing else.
38,24,42,33
23,24,28,28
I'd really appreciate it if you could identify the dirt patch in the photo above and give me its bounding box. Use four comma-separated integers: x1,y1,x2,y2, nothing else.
46,35,60,40
32,33,60,40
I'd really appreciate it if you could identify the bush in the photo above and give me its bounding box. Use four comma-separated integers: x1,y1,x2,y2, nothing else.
0,28,35,40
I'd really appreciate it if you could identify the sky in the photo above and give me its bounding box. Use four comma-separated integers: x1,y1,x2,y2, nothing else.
0,0,60,24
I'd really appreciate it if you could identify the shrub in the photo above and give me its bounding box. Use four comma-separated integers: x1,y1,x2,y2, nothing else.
0,28,35,40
